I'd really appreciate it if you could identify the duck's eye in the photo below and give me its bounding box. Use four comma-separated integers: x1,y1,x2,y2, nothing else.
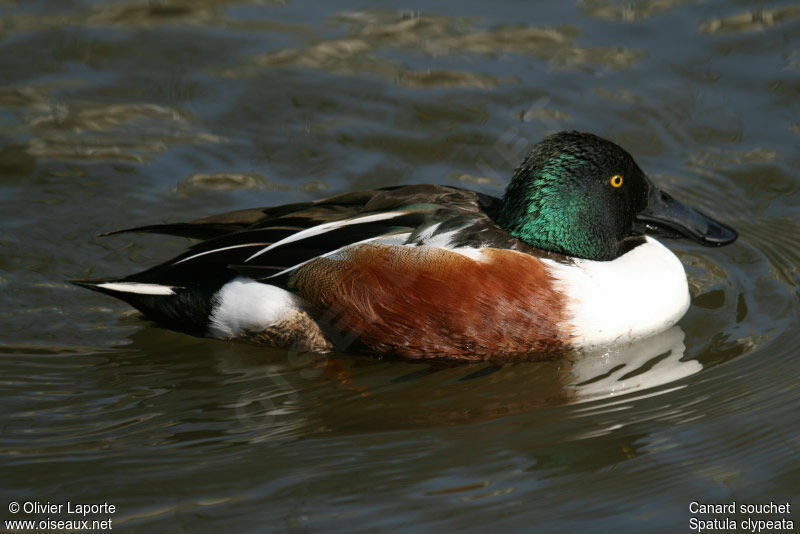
609,175,624,188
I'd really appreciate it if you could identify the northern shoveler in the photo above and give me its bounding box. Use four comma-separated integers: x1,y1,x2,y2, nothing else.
74,131,737,360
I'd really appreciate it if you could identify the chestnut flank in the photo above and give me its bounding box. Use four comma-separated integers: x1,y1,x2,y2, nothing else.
289,244,570,359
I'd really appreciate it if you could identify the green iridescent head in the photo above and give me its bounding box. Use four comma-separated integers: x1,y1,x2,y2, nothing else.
496,131,737,261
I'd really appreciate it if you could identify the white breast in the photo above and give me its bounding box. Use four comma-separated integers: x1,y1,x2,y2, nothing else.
543,237,690,348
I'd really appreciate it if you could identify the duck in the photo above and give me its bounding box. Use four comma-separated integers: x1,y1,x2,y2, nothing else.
74,131,737,360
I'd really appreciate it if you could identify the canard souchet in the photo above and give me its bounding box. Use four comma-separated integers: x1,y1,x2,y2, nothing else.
75,131,737,360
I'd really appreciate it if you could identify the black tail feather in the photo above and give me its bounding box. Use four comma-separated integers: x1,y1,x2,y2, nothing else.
71,278,217,336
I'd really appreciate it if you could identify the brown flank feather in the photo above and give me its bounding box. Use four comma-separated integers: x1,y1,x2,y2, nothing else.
242,309,333,353
289,244,571,359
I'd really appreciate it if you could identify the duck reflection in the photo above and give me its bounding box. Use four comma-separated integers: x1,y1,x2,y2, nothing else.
100,323,701,478
567,326,698,402
201,325,698,437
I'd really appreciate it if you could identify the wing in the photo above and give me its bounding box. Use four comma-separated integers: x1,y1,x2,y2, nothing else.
109,184,540,290
102,187,409,240
99,205,312,240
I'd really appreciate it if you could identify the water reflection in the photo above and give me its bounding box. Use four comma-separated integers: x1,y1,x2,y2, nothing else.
568,326,697,402
12,322,698,457
212,326,698,440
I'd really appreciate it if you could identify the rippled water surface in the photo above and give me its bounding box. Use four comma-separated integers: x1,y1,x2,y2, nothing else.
2,0,799,532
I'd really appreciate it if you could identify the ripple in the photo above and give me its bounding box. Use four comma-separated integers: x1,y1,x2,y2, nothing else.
699,6,800,34
0,0,287,36
230,10,645,87
23,100,224,163
580,0,701,22
741,217,800,291
236,36,511,89
0,343,117,356
785,49,800,71
176,172,294,195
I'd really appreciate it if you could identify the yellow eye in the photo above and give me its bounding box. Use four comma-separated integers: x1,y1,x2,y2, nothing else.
610,175,624,188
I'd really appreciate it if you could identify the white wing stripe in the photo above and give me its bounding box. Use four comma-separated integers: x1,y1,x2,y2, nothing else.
266,232,412,279
245,211,410,262
172,243,270,266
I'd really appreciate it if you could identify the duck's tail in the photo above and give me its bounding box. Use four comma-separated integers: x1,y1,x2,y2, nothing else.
71,278,177,297
71,277,217,336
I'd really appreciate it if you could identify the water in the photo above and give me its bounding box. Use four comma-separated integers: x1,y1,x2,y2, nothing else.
1,0,799,532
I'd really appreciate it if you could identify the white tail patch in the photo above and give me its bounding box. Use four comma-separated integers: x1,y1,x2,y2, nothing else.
245,211,410,262
208,277,304,337
96,282,176,295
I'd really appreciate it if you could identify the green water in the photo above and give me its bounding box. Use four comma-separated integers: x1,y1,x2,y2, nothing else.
1,0,798,532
